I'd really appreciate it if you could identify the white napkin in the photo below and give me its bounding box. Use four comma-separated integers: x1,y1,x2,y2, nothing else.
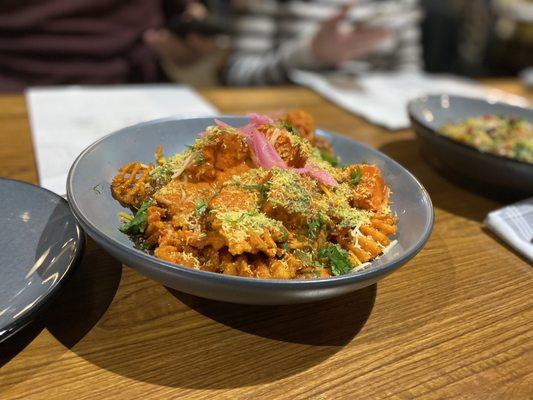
290,70,529,130
485,198,533,263
26,84,218,194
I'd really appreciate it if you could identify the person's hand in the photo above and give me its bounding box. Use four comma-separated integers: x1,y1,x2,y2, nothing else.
181,0,208,20
144,1,216,68
144,28,216,67
311,5,390,65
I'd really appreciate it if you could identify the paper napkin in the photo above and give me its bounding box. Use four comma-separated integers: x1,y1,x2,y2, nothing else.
26,84,218,194
485,198,533,263
290,70,529,130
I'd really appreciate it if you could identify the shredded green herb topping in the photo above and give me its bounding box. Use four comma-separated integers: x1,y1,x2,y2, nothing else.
195,199,208,217
307,214,325,239
244,183,270,205
318,243,353,276
320,151,339,167
350,166,362,185
119,199,154,234
280,120,299,135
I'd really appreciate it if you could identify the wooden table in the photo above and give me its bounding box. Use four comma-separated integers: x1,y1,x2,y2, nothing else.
1,82,532,399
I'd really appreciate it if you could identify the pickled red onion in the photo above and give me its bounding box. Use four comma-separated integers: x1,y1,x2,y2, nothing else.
245,125,338,186
214,119,229,127
199,118,231,137
248,113,274,126
293,162,339,187
246,125,287,169
205,114,339,187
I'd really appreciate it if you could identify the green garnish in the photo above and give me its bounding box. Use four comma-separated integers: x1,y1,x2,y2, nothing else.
195,199,208,217
244,183,270,205
267,169,310,214
320,151,339,167
138,240,152,251
119,199,154,234
515,142,531,161
149,152,190,187
293,249,318,266
92,184,102,195
217,210,285,244
185,145,205,165
195,152,206,165
307,214,325,239
350,167,362,185
318,243,353,276
260,183,271,205
243,184,261,190
280,120,299,135
280,227,289,242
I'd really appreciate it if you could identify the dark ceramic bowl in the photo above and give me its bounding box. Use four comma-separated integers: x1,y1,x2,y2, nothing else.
67,117,433,305
408,95,533,193
0,178,84,342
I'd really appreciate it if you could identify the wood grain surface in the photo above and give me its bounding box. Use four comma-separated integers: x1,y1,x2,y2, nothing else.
0,81,532,399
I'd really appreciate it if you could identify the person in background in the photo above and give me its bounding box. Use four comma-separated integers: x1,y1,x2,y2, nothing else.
489,0,533,74
422,0,494,76
421,0,532,76
0,0,214,92
219,0,423,86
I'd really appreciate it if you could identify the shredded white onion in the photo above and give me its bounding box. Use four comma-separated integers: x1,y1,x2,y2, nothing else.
171,153,194,180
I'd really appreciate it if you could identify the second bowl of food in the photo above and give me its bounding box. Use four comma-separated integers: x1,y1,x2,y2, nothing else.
67,112,433,304
408,95,533,193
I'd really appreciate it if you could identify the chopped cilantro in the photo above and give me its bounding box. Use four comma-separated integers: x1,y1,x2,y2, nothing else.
150,165,173,187
244,183,270,205
293,249,315,265
318,243,353,276
294,249,324,269
218,210,285,243
243,184,262,191
280,226,289,242
267,169,310,214
307,214,325,239
515,142,531,160
195,199,208,217
259,183,270,205
119,199,154,234
137,239,152,251
350,166,362,185
195,151,206,165
230,177,242,186
184,145,205,166
320,151,339,167
149,152,190,187
279,120,299,135
311,269,322,278
140,242,151,251
293,250,325,278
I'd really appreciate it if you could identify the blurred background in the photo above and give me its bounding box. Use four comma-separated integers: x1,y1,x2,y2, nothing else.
0,0,531,92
